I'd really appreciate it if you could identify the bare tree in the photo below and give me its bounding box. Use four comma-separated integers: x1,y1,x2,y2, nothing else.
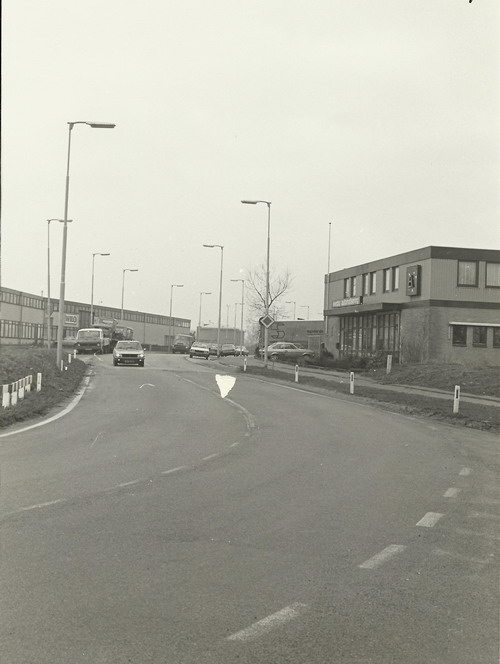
246,263,293,319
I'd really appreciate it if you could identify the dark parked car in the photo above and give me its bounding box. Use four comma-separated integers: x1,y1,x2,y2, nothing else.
113,341,145,366
235,346,249,356
220,344,236,356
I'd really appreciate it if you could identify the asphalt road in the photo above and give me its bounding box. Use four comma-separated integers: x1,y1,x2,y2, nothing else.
0,353,498,663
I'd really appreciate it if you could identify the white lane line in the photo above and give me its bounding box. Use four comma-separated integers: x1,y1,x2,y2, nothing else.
0,375,92,439
160,466,188,475
433,548,492,566
202,453,220,461
90,431,103,448
416,512,444,527
227,603,308,642
468,511,500,521
230,442,240,448
459,467,471,476
443,488,461,498
2,498,66,519
358,544,407,569
116,479,142,488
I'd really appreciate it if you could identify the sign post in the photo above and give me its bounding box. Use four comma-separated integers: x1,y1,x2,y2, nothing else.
349,372,355,395
386,354,393,375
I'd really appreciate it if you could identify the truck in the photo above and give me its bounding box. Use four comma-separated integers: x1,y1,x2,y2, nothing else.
74,318,134,354
172,333,195,354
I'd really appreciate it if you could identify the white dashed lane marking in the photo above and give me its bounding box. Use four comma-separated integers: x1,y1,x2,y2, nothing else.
443,488,460,498
160,466,188,475
202,453,220,461
416,512,444,527
459,467,472,476
227,603,309,642
358,545,407,569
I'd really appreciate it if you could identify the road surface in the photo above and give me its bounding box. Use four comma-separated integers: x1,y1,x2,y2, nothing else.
0,353,498,663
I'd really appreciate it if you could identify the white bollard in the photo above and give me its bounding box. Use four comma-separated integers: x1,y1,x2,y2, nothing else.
18,378,25,401
386,354,393,375
68,353,72,364
73,349,77,359
2,385,10,409
11,382,18,406
60,360,64,372
25,375,31,394
37,373,42,392
453,385,460,414
243,357,247,372
350,372,355,395
295,364,299,383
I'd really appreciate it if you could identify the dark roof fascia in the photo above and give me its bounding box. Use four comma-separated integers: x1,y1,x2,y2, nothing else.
325,246,500,282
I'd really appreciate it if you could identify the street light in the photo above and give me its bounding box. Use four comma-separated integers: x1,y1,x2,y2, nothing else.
286,300,297,320
241,200,271,366
169,284,184,351
56,120,115,367
121,269,139,322
203,244,224,356
198,292,212,332
91,252,110,325
300,305,310,319
231,278,245,349
47,218,71,349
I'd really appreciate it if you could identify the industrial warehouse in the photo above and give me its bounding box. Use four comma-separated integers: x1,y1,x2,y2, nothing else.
0,287,192,350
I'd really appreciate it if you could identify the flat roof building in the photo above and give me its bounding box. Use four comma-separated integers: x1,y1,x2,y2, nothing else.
324,246,500,367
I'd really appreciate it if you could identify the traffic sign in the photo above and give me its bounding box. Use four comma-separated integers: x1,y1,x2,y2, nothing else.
259,314,275,328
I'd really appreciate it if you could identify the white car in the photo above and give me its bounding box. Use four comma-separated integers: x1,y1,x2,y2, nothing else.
189,342,210,360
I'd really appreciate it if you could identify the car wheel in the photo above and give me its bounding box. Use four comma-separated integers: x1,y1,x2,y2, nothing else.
270,353,279,361
113,359,118,366
139,361,144,367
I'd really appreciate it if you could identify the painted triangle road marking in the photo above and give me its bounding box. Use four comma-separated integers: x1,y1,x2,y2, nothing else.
216,375,236,399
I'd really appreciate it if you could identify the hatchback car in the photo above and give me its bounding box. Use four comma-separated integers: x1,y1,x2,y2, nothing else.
113,341,145,366
220,344,236,356
189,342,210,360
263,342,314,362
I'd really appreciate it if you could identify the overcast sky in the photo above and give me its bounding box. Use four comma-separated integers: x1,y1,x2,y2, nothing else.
2,1,499,330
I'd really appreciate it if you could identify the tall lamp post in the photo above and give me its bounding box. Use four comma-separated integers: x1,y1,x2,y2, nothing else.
241,200,271,367
91,252,110,325
286,300,296,320
231,278,245,349
56,121,115,367
169,284,184,351
203,244,224,356
121,268,139,322
326,221,332,335
47,218,69,349
300,305,310,320
198,292,212,334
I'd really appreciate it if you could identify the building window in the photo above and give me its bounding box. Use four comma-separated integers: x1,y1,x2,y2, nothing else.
344,278,350,298
486,262,500,288
391,266,399,291
472,326,487,347
351,276,357,297
457,260,478,287
369,272,377,295
383,269,391,292
452,325,467,346
362,273,369,296
493,329,500,348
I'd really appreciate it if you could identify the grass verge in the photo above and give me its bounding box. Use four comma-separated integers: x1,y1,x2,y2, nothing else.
240,364,500,433
0,347,87,428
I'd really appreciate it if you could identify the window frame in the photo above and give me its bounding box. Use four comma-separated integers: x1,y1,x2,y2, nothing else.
451,325,467,346
457,260,479,287
485,262,500,288
472,326,487,347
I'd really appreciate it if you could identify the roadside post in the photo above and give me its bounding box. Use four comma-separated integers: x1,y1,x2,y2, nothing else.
73,349,77,359
295,364,299,383
60,360,64,372
2,385,10,408
386,354,393,375
453,385,460,414
11,382,18,406
37,373,42,392
350,372,355,395
243,357,247,372
18,378,25,401
68,353,72,364
25,376,32,394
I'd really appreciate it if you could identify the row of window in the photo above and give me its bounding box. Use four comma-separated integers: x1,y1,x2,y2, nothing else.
457,261,500,287
344,267,400,299
339,312,400,357
451,325,500,348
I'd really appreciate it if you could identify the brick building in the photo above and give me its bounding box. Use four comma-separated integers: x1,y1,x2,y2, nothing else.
323,246,500,367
